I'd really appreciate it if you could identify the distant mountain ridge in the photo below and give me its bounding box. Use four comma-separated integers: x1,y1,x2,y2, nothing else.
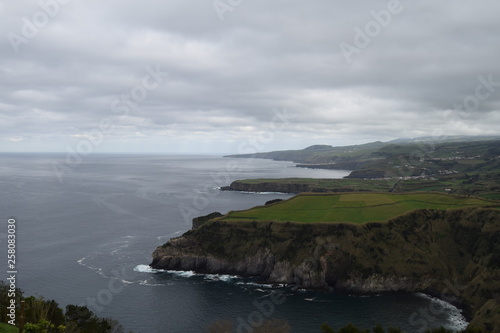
225,136,500,164
225,136,500,180
388,135,500,144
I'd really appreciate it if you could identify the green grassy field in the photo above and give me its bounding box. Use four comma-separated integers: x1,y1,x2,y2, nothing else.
0,323,18,333
233,173,500,198
234,177,393,191
221,192,500,224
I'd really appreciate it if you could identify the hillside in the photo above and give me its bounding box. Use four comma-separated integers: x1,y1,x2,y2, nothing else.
225,140,387,167
151,206,500,332
222,172,500,199
222,137,500,200
225,137,500,182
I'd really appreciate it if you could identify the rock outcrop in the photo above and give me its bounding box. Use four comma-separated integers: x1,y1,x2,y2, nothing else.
151,208,500,331
192,212,223,229
220,180,364,194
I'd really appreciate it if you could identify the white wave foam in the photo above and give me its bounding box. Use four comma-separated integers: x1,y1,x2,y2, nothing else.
204,274,238,282
447,310,469,330
120,279,135,285
134,266,208,278
167,270,197,278
139,280,168,287
235,281,275,288
162,270,243,281
77,255,100,271
415,293,468,330
304,297,331,303
134,264,164,273
141,267,240,284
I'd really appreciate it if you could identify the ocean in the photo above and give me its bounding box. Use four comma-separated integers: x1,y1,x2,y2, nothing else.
0,153,467,332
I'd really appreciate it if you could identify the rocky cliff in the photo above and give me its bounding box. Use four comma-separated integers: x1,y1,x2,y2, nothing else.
151,208,500,331
221,180,365,194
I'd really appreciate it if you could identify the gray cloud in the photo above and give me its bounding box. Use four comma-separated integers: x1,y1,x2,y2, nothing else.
1,0,499,153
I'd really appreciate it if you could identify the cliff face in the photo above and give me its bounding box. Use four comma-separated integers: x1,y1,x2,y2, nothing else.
221,181,315,193
151,208,500,331
221,180,363,194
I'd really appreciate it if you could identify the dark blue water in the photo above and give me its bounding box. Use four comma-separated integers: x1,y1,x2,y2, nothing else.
0,154,467,332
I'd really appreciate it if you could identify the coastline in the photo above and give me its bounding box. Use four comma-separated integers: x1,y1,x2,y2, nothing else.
150,207,500,331
138,264,469,330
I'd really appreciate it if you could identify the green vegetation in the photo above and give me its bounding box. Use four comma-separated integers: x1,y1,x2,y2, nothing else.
224,138,500,198
226,140,387,165
221,192,500,224
0,282,132,333
0,322,18,332
162,137,500,331
228,177,392,191
226,137,500,172
226,172,500,198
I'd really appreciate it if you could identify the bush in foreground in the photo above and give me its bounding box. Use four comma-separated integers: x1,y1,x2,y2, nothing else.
0,281,131,333
320,322,484,333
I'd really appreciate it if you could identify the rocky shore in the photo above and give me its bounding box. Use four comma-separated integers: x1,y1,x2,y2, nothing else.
220,180,364,194
151,208,500,331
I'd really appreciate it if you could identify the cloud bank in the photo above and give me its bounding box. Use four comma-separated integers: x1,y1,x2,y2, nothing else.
1,0,499,153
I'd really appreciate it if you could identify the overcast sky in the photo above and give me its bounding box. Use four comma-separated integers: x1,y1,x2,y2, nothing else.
1,0,499,154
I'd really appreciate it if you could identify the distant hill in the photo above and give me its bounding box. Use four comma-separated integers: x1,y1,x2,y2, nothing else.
225,140,388,168
225,136,500,165
389,135,500,144
225,136,500,178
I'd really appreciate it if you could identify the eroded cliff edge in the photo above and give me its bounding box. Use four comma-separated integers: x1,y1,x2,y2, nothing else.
151,208,500,331
220,180,365,194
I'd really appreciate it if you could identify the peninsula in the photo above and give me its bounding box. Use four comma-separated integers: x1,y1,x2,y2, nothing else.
222,137,500,199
